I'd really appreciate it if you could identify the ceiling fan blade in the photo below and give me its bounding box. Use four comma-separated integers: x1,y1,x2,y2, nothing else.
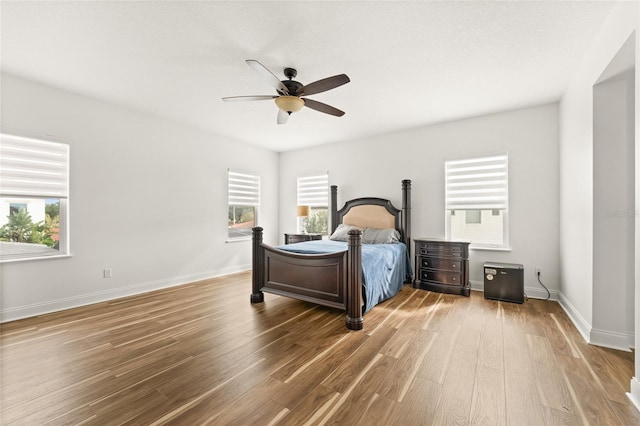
277,109,289,125
246,59,289,95
222,95,277,102
297,74,350,96
303,98,345,117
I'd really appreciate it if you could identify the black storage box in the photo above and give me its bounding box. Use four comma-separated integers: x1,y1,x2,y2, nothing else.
483,262,524,304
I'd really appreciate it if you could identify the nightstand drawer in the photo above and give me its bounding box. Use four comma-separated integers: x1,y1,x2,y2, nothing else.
420,269,462,285
418,244,463,258
420,257,461,272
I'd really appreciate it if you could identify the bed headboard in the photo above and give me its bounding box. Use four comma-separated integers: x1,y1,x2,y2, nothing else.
330,180,411,245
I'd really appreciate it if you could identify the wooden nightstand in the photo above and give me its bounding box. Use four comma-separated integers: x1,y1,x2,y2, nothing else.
284,233,322,244
414,238,470,296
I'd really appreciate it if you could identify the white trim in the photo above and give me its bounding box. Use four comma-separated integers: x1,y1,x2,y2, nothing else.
589,328,632,352
469,279,483,291
524,287,558,301
470,246,512,252
558,291,591,344
225,237,251,243
627,377,640,414
0,253,72,264
557,291,634,351
0,264,251,323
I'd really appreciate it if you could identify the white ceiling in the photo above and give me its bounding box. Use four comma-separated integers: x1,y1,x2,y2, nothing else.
1,1,615,152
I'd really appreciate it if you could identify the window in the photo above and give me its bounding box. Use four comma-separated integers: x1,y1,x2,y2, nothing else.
297,173,329,235
445,155,509,249
465,209,482,224
228,169,260,240
0,133,69,261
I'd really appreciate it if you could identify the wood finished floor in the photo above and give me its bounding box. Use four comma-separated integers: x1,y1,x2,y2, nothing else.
1,271,639,425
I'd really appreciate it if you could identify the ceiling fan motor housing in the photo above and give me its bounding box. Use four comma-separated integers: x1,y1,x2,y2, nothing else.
278,67,303,96
279,80,303,96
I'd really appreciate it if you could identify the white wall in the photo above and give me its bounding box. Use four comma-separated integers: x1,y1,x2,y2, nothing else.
0,74,280,322
280,103,560,299
592,70,635,349
637,2,640,410
559,2,638,347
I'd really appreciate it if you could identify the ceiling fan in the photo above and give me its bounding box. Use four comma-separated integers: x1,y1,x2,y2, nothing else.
222,60,350,125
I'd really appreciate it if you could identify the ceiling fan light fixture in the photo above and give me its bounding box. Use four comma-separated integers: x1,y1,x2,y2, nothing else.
223,61,350,124
275,96,304,114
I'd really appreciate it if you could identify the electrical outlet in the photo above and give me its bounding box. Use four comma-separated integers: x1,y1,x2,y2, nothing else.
535,266,542,277
103,268,112,278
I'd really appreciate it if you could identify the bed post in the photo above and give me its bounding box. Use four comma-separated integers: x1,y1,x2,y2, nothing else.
330,185,338,234
402,179,412,250
345,229,364,330
251,227,265,303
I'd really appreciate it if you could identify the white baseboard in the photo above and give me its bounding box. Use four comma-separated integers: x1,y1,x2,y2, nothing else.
557,291,591,344
469,280,484,292
557,291,634,351
590,328,632,352
0,264,251,323
627,377,640,413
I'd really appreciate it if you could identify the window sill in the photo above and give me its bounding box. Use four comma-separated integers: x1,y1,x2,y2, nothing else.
470,246,511,252
226,237,251,243
0,254,72,264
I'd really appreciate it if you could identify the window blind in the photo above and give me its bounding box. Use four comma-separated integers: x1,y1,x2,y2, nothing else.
228,170,260,206
0,133,69,198
297,173,329,207
445,155,508,210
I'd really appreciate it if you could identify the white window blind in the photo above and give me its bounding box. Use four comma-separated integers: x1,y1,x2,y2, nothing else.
0,134,69,198
228,170,260,206
445,155,508,210
297,173,329,207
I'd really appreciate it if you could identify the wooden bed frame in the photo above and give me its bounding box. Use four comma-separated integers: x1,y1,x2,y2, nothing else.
251,179,412,330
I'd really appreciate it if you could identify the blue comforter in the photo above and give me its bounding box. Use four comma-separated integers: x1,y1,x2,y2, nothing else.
276,240,411,313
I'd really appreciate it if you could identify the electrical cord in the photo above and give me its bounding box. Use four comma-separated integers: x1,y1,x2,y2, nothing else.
537,271,551,301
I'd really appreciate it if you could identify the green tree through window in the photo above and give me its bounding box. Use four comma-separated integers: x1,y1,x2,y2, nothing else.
0,207,58,248
304,209,328,234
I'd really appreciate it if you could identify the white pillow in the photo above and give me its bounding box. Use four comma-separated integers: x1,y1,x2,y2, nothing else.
329,224,363,241
362,227,401,244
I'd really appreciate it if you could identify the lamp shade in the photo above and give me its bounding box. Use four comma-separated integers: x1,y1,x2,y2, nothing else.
296,205,310,217
275,96,304,113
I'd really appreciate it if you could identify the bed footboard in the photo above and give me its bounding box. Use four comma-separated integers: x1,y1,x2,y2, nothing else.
251,227,364,330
